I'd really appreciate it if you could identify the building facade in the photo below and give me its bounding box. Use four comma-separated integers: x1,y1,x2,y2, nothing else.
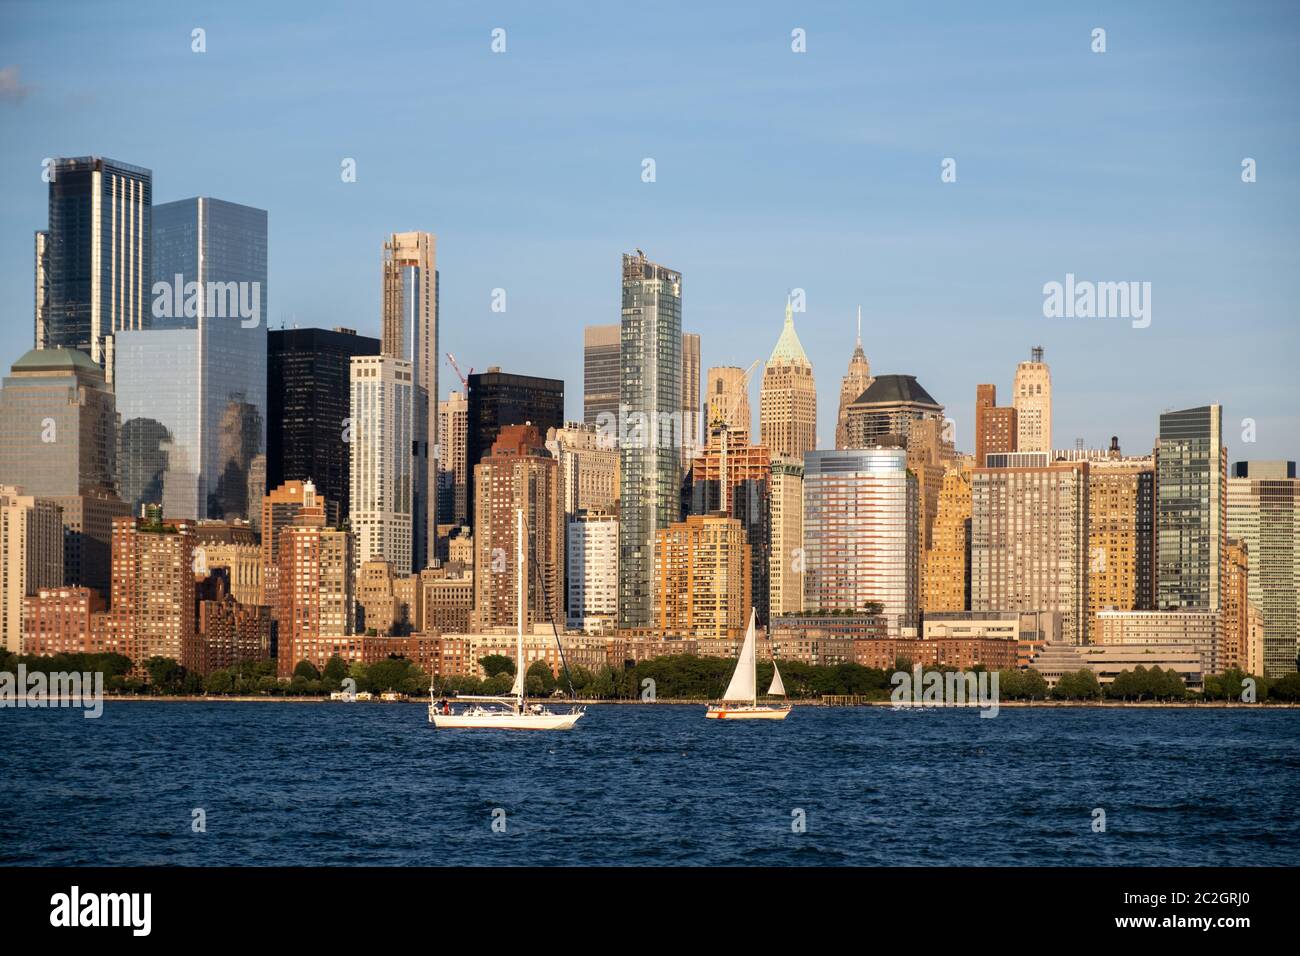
759,300,816,459
349,354,415,574
654,514,751,640
1012,346,1052,453
1227,460,1299,675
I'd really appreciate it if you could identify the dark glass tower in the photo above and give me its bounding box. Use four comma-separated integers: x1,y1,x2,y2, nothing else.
45,156,152,369
465,369,564,527
268,327,380,526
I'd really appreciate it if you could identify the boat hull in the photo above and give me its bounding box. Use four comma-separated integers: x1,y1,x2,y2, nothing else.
705,705,792,720
429,709,584,730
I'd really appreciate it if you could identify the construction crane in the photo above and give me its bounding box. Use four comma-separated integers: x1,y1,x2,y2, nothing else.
740,357,762,386
445,353,473,390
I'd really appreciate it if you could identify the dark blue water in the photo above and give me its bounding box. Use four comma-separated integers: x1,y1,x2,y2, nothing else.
1,702,1296,866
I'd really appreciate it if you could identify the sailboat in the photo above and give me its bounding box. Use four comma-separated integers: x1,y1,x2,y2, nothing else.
428,508,585,730
705,609,792,720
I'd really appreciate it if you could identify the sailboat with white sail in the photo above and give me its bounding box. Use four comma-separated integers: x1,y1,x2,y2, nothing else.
705,609,792,720
428,508,585,730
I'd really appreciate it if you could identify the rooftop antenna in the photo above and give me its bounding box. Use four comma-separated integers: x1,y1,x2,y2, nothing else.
1031,345,1044,363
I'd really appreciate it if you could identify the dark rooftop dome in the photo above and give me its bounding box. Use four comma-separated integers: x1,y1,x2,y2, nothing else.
854,374,939,407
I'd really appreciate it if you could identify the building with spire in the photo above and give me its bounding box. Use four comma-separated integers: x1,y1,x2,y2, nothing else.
835,307,873,449
760,299,817,459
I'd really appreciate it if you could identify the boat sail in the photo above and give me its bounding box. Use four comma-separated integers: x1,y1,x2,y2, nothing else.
705,609,792,720
428,508,585,730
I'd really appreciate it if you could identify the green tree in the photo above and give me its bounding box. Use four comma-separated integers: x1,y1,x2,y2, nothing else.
143,656,186,693
479,654,515,678
525,660,557,697
205,670,235,694
293,660,322,681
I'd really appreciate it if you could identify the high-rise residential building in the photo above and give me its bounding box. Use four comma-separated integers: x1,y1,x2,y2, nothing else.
802,447,919,637
472,424,563,631
466,367,564,528
381,231,438,571
923,464,973,613
110,511,196,668
654,514,751,640
583,323,621,430
618,251,683,628
545,422,619,519
33,230,49,349
190,569,273,676
690,421,771,625
1012,347,1052,453
115,197,268,522
972,454,1089,644
566,510,618,633
267,327,380,526
1,487,64,653
974,383,1016,466
1222,538,1251,674
275,500,355,676
1086,446,1156,644
769,457,804,616
834,308,873,449
1156,405,1226,615
261,479,319,621
1228,460,1299,675
437,389,470,534
0,347,129,591
681,331,701,465
705,366,753,441
43,157,152,371
844,374,944,448
350,354,415,575
759,300,817,459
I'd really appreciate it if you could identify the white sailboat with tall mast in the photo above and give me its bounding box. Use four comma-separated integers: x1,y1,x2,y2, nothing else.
428,508,584,730
705,609,792,720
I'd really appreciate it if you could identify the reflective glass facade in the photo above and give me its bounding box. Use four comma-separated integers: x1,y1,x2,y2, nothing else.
115,198,267,520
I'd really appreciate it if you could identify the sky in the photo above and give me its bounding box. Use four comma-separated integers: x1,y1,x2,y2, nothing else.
1,0,1297,462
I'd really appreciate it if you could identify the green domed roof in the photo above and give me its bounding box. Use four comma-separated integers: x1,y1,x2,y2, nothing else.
10,347,101,374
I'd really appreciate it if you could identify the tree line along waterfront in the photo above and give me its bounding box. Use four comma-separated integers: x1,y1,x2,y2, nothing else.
4,649,1300,704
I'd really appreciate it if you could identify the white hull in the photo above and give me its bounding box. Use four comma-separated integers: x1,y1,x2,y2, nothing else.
429,708,584,730
705,704,792,720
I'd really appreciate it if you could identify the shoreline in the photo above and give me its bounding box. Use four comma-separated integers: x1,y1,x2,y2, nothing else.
89,695,1299,709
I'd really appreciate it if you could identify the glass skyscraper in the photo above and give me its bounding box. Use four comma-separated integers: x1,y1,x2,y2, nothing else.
618,251,682,628
115,198,267,521
1156,405,1225,613
44,156,152,370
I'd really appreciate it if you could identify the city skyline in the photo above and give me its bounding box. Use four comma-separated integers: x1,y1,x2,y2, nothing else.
1,2,1297,463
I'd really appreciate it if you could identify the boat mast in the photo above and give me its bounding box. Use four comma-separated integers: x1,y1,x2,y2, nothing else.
516,507,526,709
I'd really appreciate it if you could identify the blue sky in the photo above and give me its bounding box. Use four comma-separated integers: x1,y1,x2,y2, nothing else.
1,0,1297,461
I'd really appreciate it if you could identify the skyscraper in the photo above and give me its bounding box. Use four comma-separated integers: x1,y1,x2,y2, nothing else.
33,230,49,350
583,323,621,429
437,389,470,532
760,300,817,458
705,366,753,441
923,464,973,613
654,514,752,640
681,331,701,466
110,511,196,669
275,500,355,676
1012,347,1052,453
381,231,438,571
350,355,415,575
566,510,618,633
843,374,943,448
834,308,873,449
768,457,805,616
43,157,152,371
472,425,563,631
1156,405,1225,615
618,251,682,628
1227,460,1299,675
465,367,565,534
115,197,268,522
1087,448,1156,643
1,487,64,653
262,479,320,622
267,326,380,526
0,348,129,592
974,383,1016,466
802,447,918,637
972,454,1088,644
